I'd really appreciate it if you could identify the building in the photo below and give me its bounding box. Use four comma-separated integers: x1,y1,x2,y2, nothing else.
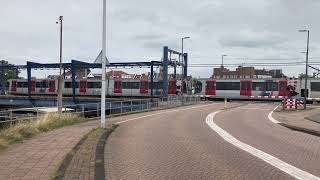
212,66,284,79
92,70,149,80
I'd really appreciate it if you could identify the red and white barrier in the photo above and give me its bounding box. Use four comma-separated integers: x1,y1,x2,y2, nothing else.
282,98,304,109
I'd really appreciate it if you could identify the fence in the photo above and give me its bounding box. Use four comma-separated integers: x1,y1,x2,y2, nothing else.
0,95,201,128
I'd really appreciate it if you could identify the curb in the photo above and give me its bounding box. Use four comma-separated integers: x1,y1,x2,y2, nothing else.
51,125,118,180
279,123,320,137
95,125,118,180
269,105,320,138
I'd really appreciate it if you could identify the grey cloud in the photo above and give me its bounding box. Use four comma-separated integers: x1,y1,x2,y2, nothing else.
219,30,285,48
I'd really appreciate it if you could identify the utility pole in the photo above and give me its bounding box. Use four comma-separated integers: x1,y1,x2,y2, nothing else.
101,0,107,127
299,29,310,110
181,36,190,94
56,16,63,113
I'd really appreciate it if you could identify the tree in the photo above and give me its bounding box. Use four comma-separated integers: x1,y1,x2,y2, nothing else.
298,73,313,79
0,60,19,85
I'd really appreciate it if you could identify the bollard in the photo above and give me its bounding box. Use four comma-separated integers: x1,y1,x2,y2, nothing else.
97,103,99,117
36,108,39,120
81,105,85,117
131,100,133,112
10,110,13,128
121,101,123,114
109,102,112,115
224,98,227,109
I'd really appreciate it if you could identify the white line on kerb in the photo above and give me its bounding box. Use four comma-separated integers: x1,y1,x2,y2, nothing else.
206,111,320,180
268,104,281,124
115,103,215,125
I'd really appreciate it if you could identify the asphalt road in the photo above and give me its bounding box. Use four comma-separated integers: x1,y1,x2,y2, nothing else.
104,102,320,180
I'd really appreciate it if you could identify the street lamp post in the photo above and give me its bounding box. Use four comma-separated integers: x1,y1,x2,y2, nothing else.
299,29,310,110
181,36,190,94
221,55,227,68
56,16,63,113
101,0,107,127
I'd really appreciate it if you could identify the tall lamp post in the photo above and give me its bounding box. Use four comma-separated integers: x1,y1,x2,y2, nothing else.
56,16,63,113
299,29,310,110
221,54,227,68
181,36,190,94
101,0,107,127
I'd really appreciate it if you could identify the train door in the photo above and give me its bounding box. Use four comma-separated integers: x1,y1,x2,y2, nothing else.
140,80,148,94
49,80,56,93
79,80,87,93
240,80,252,96
168,80,177,94
279,80,288,96
114,80,122,93
31,80,36,93
205,80,216,95
11,80,17,92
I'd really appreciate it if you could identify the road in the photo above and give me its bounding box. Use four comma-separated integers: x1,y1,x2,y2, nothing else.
104,102,320,179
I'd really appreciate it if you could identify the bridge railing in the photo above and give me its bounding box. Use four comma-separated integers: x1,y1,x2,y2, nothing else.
0,95,202,128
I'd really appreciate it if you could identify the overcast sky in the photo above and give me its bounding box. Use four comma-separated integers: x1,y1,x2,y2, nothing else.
1,0,320,78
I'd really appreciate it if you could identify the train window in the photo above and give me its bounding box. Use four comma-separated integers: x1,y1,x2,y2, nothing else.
206,82,215,89
216,82,240,90
64,82,79,88
36,82,42,88
169,81,176,88
152,82,163,89
122,82,128,89
87,82,101,88
252,82,264,91
130,82,139,89
265,82,278,91
65,82,72,88
311,82,320,91
17,82,28,87
195,81,202,94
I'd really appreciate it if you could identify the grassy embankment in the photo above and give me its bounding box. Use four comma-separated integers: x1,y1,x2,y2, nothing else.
0,113,87,150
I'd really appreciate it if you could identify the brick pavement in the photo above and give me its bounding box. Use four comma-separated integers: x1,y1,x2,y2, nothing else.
104,102,292,179
63,128,102,180
0,120,98,180
273,105,320,134
215,103,320,177
0,102,211,180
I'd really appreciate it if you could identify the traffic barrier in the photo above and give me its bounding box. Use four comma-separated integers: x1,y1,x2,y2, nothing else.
282,98,304,110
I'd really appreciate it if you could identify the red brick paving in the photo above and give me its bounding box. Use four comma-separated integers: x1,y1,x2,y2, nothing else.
215,103,320,177
273,105,320,134
104,102,293,179
0,120,98,180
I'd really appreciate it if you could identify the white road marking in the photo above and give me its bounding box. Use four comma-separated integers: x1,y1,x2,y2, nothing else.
267,104,282,124
206,111,320,180
114,103,217,125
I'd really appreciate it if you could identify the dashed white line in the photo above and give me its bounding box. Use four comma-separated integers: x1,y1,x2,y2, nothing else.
206,111,320,180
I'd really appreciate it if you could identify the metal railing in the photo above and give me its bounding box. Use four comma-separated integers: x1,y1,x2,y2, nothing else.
0,95,201,128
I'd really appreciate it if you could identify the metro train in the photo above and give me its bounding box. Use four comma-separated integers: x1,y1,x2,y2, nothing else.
192,78,320,99
7,78,320,100
7,78,183,97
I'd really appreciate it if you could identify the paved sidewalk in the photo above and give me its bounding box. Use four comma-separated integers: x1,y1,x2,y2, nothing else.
273,106,320,135
0,120,98,180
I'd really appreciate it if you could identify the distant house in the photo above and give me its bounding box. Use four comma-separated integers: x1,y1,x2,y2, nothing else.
47,69,92,79
91,70,149,80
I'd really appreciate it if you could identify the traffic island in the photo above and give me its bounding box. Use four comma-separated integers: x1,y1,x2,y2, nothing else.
51,124,117,180
273,105,320,137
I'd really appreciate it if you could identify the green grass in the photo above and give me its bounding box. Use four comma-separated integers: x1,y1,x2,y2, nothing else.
0,113,87,151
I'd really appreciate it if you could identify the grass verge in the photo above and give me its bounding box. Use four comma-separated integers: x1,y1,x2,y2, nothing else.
0,113,88,151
